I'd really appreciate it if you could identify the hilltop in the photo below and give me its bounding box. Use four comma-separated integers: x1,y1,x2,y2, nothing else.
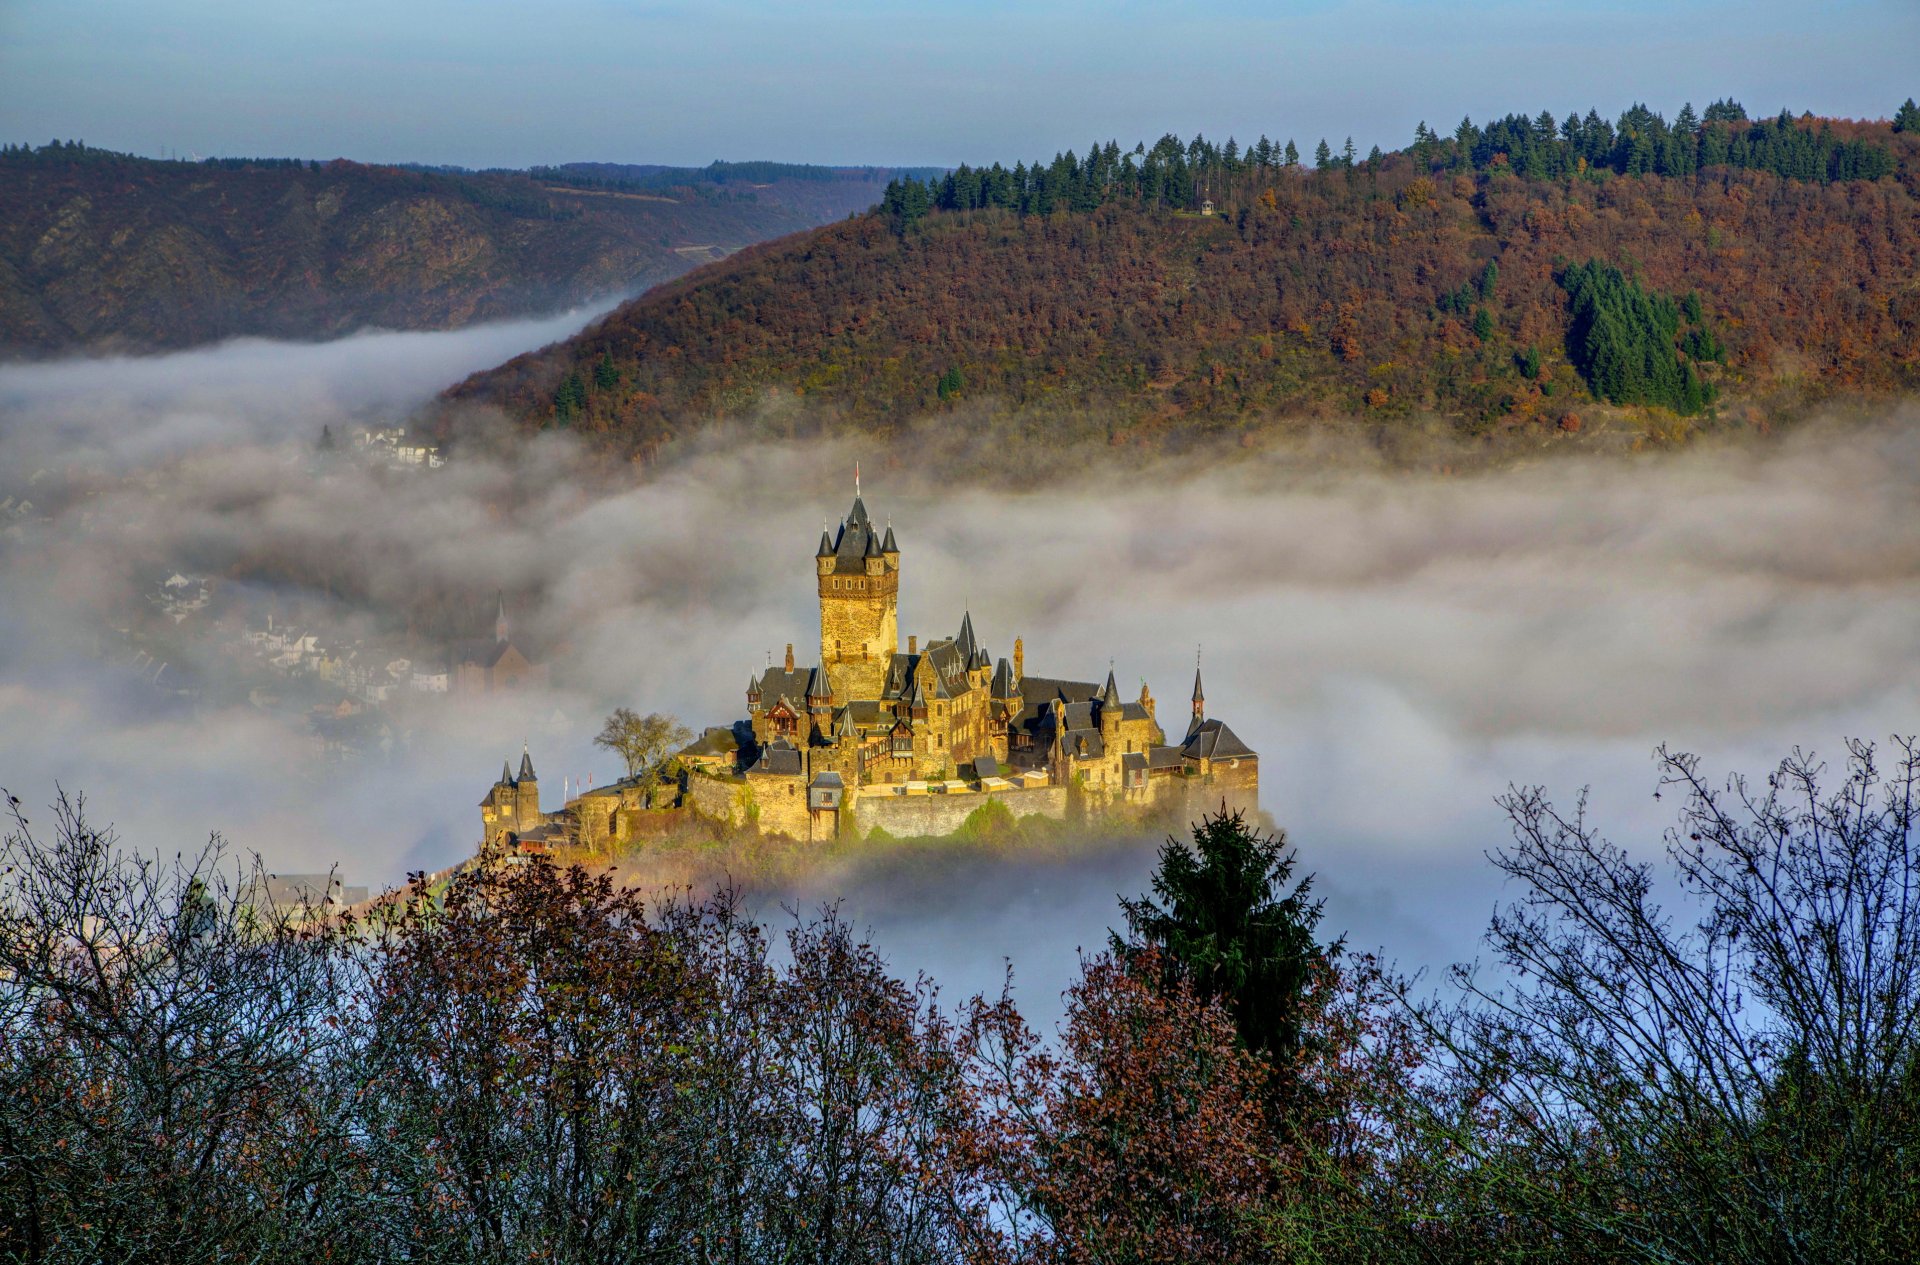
443,102,1920,468
0,145,920,356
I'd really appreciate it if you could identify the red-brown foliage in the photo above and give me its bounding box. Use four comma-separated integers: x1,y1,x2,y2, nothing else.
446,139,1920,456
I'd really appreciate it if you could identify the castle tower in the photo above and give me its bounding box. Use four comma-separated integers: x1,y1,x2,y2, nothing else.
1100,668,1123,742
816,489,898,700
515,745,540,831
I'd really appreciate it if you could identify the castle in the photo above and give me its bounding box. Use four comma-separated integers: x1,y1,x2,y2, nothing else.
482,488,1257,849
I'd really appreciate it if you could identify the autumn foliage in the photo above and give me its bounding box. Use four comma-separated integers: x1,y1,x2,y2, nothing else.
6,756,1920,1262
445,113,1920,459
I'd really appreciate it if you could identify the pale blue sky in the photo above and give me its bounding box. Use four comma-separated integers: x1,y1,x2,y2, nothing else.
2,0,1914,168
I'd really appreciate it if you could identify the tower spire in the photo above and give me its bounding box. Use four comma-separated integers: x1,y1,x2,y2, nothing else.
855,460,861,499
1192,644,1206,724
495,591,509,644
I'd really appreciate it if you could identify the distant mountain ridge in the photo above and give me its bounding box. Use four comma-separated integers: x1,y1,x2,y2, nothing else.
0,144,917,357
442,103,1920,464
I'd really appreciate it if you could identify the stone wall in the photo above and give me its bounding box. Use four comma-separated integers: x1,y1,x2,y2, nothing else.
851,783,1069,839
746,770,813,840
684,771,753,829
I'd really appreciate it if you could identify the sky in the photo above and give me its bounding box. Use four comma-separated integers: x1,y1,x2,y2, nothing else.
2,0,1915,169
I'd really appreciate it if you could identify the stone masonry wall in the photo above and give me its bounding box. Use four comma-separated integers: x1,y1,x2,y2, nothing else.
851,784,1069,839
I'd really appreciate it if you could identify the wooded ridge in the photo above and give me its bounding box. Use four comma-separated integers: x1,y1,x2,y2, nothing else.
0,143,910,355
443,101,1920,463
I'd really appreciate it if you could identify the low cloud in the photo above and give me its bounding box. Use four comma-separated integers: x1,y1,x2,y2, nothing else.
3,321,1916,1011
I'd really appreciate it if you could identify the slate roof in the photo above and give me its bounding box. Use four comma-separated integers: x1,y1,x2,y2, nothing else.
810,771,845,789
990,657,1016,698
680,726,742,758
1121,751,1147,773
519,749,537,781
1146,745,1186,770
973,754,1001,779
753,738,804,776
751,665,814,710
1181,719,1256,761
452,638,517,671
1064,729,1106,759
881,638,972,703
955,611,979,662
825,495,885,575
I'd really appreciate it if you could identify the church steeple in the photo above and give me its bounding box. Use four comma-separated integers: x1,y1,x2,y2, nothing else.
495,591,509,644
1191,648,1206,724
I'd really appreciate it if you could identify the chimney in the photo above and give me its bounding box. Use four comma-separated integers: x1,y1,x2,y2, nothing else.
908,634,917,654
1013,637,1024,681
784,643,795,671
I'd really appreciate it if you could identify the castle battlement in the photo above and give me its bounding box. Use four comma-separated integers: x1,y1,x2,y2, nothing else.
483,489,1258,850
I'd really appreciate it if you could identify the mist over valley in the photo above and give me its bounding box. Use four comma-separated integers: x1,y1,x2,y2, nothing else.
5,315,1914,1007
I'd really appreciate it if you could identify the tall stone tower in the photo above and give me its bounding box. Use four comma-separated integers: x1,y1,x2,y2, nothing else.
816,490,898,700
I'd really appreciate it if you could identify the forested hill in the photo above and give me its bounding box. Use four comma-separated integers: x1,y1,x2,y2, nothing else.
444,101,1920,463
0,145,913,356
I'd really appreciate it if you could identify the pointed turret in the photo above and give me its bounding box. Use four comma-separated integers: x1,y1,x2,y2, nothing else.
817,526,834,558
494,591,509,644
991,656,1016,698
956,610,978,661
501,759,516,787
1191,660,1206,732
1102,667,1120,704
882,524,897,553
518,745,537,783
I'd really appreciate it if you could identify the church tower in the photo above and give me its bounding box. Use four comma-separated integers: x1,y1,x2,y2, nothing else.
816,484,899,701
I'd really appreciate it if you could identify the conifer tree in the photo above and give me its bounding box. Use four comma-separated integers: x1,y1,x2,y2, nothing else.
1114,808,1336,1070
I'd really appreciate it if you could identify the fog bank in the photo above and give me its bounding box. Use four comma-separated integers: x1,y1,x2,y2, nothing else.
3,320,1916,1003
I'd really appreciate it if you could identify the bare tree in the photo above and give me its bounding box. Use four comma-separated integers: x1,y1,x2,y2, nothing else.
1427,739,1920,1263
0,790,373,1263
593,707,692,780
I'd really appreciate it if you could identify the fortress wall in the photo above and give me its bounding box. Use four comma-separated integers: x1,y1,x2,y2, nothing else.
685,772,751,828
1140,764,1261,824
851,784,1069,839
747,771,812,840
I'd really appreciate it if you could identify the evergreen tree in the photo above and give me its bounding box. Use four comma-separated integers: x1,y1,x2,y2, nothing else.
1313,138,1332,169
1896,98,1920,133
592,351,619,391
1472,307,1495,341
1561,259,1717,414
1283,138,1300,168
552,371,587,422
1114,808,1337,1069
